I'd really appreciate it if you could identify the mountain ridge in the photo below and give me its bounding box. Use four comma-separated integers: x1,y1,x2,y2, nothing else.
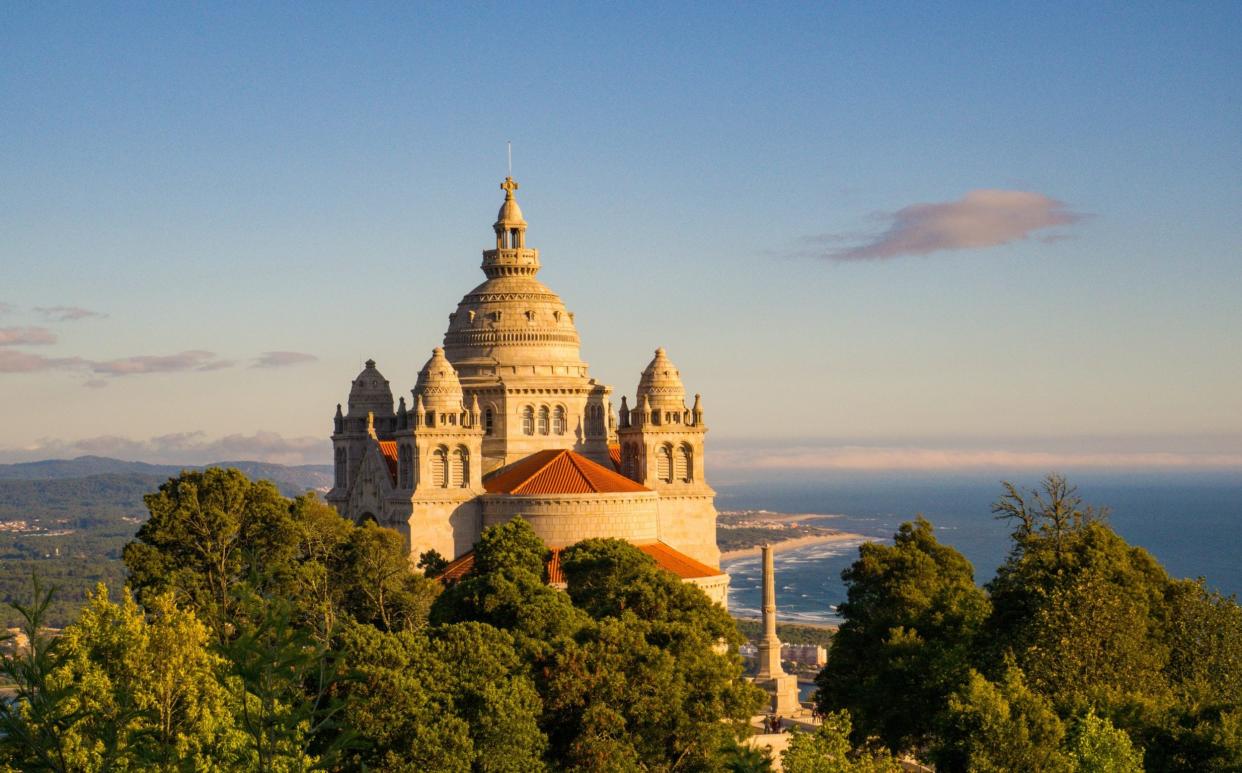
0,455,333,492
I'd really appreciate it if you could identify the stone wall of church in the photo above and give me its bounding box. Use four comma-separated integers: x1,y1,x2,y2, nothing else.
406,494,483,563
481,491,660,548
656,494,722,568
687,574,730,607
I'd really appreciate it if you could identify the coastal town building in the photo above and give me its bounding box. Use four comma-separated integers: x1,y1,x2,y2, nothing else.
326,176,729,605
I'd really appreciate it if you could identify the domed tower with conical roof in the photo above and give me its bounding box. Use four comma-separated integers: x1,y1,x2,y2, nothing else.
617,348,718,567
327,359,398,512
384,347,486,560
442,176,613,472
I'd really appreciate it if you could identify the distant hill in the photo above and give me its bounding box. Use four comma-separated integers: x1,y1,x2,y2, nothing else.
0,458,332,627
0,455,333,494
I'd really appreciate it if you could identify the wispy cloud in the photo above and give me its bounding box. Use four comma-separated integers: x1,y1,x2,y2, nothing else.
0,327,58,346
34,305,108,321
812,190,1085,261
0,349,88,373
90,350,232,376
0,348,231,378
252,351,318,369
712,444,1242,471
0,430,327,466
0,302,14,316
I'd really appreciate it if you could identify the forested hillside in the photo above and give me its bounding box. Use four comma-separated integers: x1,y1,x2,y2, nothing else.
0,460,331,627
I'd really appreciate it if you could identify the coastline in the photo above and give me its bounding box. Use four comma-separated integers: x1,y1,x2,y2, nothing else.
719,531,871,562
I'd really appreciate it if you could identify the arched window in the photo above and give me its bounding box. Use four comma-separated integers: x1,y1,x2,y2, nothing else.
623,444,640,481
675,444,692,483
451,447,467,487
553,406,566,435
432,447,448,487
522,406,534,435
656,444,673,483
399,445,413,488
334,447,347,488
538,406,550,435
484,408,495,435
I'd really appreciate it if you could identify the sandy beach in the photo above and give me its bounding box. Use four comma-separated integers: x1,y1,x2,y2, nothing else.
718,531,872,561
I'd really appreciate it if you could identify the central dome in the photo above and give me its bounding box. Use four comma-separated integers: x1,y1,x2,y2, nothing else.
442,177,588,380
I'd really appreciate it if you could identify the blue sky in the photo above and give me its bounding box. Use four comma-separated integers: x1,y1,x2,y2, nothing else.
2,3,1240,470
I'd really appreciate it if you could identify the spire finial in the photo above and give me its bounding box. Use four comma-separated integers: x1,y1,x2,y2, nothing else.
501,176,518,199
507,140,512,177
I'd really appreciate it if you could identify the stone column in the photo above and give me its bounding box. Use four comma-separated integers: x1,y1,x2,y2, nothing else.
753,542,802,716
756,543,784,679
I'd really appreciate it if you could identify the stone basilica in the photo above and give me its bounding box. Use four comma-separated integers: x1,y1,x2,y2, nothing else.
327,177,728,605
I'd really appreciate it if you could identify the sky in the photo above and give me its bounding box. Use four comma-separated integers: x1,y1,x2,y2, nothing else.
1,3,1240,473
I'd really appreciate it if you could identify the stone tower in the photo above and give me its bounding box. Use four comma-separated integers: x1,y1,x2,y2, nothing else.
617,348,719,566
395,347,486,560
328,359,395,509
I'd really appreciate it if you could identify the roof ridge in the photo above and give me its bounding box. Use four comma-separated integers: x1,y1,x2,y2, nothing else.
562,450,599,493
511,448,566,494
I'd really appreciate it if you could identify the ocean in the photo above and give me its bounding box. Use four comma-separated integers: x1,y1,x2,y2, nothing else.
718,472,1242,625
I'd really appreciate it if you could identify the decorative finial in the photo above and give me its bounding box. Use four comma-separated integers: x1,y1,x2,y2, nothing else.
366,411,377,439
501,176,519,198
365,358,376,369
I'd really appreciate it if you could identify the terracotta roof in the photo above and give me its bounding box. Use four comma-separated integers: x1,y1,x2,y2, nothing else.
377,440,398,483
438,550,476,583
436,540,720,585
608,444,622,472
484,449,649,495
634,541,721,579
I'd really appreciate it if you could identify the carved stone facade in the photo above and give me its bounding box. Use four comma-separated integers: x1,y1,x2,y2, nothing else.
326,176,727,605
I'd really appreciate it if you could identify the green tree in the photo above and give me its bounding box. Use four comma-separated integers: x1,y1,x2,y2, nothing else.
122,468,299,638
417,549,449,577
986,476,1172,715
781,710,902,773
934,666,1072,773
341,521,438,633
1066,710,1144,773
815,517,990,753
0,583,246,772
221,595,351,771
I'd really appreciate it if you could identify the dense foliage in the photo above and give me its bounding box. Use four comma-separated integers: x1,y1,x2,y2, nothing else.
0,468,764,771
816,474,1242,771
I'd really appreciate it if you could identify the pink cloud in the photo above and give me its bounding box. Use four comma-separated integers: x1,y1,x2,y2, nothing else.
0,326,58,346
34,305,108,321
824,189,1085,261
252,351,318,369
0,349,88,373
90,350,232,376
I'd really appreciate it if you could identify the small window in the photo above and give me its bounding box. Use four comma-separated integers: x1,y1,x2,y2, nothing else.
675,444,692,483
432,447,448,488
450,447,466,487
553,406,566,435
522,406,534,435
538,406,550,435
657,445,673,483
484,408,495,435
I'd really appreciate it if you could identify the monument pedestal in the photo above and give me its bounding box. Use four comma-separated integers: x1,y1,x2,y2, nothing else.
756,673,801,716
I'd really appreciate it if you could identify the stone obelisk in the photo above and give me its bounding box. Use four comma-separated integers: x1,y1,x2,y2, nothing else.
754,543,801,716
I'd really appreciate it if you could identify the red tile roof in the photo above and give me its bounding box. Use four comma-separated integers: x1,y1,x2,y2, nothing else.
436,540,720,585
377,440,398,483
608,444,622,472
634,541,721,579
484,449,649,495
